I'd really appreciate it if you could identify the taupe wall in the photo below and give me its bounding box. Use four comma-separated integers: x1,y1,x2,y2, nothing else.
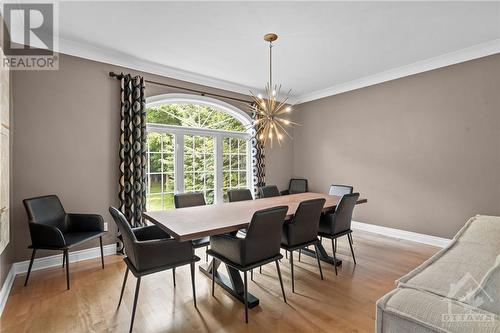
293,54,500,239
11,53,293,262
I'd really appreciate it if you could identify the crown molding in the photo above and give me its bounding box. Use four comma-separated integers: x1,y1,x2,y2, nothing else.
295,39,500,105
57,36,259,97
11,29,499,106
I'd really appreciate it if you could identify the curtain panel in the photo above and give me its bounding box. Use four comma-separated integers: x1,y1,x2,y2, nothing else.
117,74,147,253
251,107,266,198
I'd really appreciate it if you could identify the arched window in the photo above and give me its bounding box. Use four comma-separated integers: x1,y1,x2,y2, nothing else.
146,94,253,210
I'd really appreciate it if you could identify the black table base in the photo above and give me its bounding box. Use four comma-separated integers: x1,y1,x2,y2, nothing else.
300,242,342,266
199,259,259,308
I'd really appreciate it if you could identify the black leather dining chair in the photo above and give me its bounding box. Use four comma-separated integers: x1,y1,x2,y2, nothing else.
174,192,210,262
318,193,359,275
227,188,253,202
207,206,288,323
281,198,326,292
23,195,106,290
109,207,199,333
328,184,354,197
281,178,308,195
258,185,280,198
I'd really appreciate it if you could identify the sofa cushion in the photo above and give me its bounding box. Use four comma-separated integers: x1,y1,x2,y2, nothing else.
397,215,500,314
377,288,500,333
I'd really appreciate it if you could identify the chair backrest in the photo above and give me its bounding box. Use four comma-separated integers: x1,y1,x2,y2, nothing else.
174,192,206,208
227,189,253,202
286,198,326,246
259,185,280,198
331,193,359,234
109,207,139,267
244,206,288,264
23,195,68,232
289,178,308,194
328,184,353,197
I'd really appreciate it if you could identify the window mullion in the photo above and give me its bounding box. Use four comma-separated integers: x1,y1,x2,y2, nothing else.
175,134,184,194
215,135,223,204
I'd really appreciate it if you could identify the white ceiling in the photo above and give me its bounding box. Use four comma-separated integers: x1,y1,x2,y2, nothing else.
15,1,500,102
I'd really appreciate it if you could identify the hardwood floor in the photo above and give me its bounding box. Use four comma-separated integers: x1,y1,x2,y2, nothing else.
0,230,438,333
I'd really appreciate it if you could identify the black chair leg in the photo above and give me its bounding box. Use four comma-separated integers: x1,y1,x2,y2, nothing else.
275,260,286,303
250,269,254,281
65,249,70,290
243,270,248,323
314,244,324,280
24,249,37,287
298,249,301,262
211,258,216,297
331,239,338,275
99,236,104,269
62,251,65,268
205,246,208,262
259,266,262,274
172,267,176,287
118,267,129,308
334,238,337,253
129,277,141,333
285,251,288,259
290,251,295,293
348,233,356,264
190,262,197,307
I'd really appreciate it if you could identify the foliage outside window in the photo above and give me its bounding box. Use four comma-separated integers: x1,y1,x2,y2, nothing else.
146,103,250,211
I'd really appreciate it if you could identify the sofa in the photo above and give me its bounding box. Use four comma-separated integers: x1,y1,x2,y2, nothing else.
376,215,500,333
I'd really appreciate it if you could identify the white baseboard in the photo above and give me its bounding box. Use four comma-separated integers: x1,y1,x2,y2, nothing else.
0,243,117,317
352,221,451,248
14,244,117,274
0,264,16,316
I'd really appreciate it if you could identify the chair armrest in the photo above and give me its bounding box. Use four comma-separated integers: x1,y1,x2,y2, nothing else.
210,234,246,265
67,213,104,232
280,190,290,196
133,225,171,241
134,239,194,271
29,222,66,248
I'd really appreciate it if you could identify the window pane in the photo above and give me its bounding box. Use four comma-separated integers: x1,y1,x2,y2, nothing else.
163,173,175,192
147,133,162,152
238,139,247,154
239,171,247,187
147,194,162,211
147,104,246,132
149,153,162,173
239,155,246,170
149,174,162,194
162,193,174,210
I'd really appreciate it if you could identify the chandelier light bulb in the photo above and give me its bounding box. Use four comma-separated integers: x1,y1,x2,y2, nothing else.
272,90,276,96
283,119,290,125
258,94,263,99
285,106,291,112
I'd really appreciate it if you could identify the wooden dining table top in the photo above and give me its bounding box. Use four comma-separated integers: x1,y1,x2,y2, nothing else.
143,192,367,241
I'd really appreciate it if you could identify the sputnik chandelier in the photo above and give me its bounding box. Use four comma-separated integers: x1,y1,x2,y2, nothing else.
249,33,298,147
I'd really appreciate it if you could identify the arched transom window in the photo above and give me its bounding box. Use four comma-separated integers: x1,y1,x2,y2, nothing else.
146,94,253,210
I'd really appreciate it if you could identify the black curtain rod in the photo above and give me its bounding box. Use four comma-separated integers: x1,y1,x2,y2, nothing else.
109,71,254,105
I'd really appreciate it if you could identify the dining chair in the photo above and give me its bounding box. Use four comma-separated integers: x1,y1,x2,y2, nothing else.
109,207,199,333
23,195,105,290
318,193,359,275
281,178,308,195
174,192,211,262
207,206,288,323
281,198,326,292
258,185,280,198
227,188,253,202
328,184,353,196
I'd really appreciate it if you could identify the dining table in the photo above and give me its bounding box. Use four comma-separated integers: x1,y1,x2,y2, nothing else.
144,192,367,308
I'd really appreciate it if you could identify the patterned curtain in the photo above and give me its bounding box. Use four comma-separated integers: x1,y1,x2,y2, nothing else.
251,107,266,198
116,74,147,254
